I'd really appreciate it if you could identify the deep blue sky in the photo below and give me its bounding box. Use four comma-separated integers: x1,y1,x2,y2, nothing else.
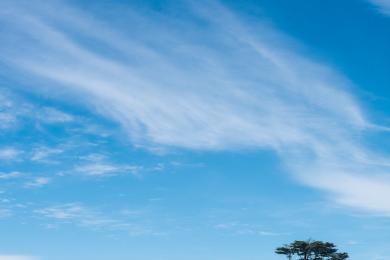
0,0,389,259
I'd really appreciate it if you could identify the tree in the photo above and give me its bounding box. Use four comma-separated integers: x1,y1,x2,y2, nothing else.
330,252,349,260
275,244,294,260
289,240,310,260
275,240,349,260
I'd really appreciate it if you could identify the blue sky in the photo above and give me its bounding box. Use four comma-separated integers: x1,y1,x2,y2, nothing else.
0,0,389,259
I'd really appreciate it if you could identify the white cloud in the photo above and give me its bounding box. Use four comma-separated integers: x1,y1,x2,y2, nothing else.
0,91,17,129
0,113,16,129
24,177,50,188
0,90,35,131
75,163,119,176
36,203,91,220
0,208,12,218
0,1,366,149
0,87,74,133
214,222,288,236
1,0,390,215
0,172,22,179
75,163,140,177
0,256,37,260
0,148,21,161
37,107,74,124
30,146,63,162
35,203,158,235
299,169,390,216
78,153,107,162
368,0,390,15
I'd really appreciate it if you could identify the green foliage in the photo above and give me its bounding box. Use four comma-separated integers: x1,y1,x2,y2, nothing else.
275,240,349,260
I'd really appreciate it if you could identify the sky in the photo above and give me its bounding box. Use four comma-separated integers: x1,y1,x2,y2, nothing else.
0,0,389,259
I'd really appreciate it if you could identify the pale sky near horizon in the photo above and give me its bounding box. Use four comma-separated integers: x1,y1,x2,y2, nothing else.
0,0,390,259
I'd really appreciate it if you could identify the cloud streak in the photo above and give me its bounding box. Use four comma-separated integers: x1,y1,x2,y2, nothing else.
75,163,140,177
1,0,390,215
0,148,21,161
0,171,22,180
24,177,50,188
0,256,37,260
368,0,390,16
35,203,160,235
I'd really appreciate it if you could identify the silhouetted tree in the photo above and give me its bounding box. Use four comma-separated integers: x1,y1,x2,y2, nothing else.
275,244,294,260
275,240,349,260
330,252,349,260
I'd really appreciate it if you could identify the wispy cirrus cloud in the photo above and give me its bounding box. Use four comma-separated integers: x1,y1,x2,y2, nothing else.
0,256,38,260
35,203,113,226
0,87,76,133
74,153,142,177
0,208,12,218
30,146,64,163
37,107,74,123
0,171,22,180
75,163,140,177
24,177,50,188
1,0,390,215
214,222,289,236
0,1,363,148
35,203,160,235
0,148,21,161
0,90,19,130
368,0,390,15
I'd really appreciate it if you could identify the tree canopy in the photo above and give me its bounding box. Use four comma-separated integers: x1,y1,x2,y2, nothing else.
275,240,349,260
